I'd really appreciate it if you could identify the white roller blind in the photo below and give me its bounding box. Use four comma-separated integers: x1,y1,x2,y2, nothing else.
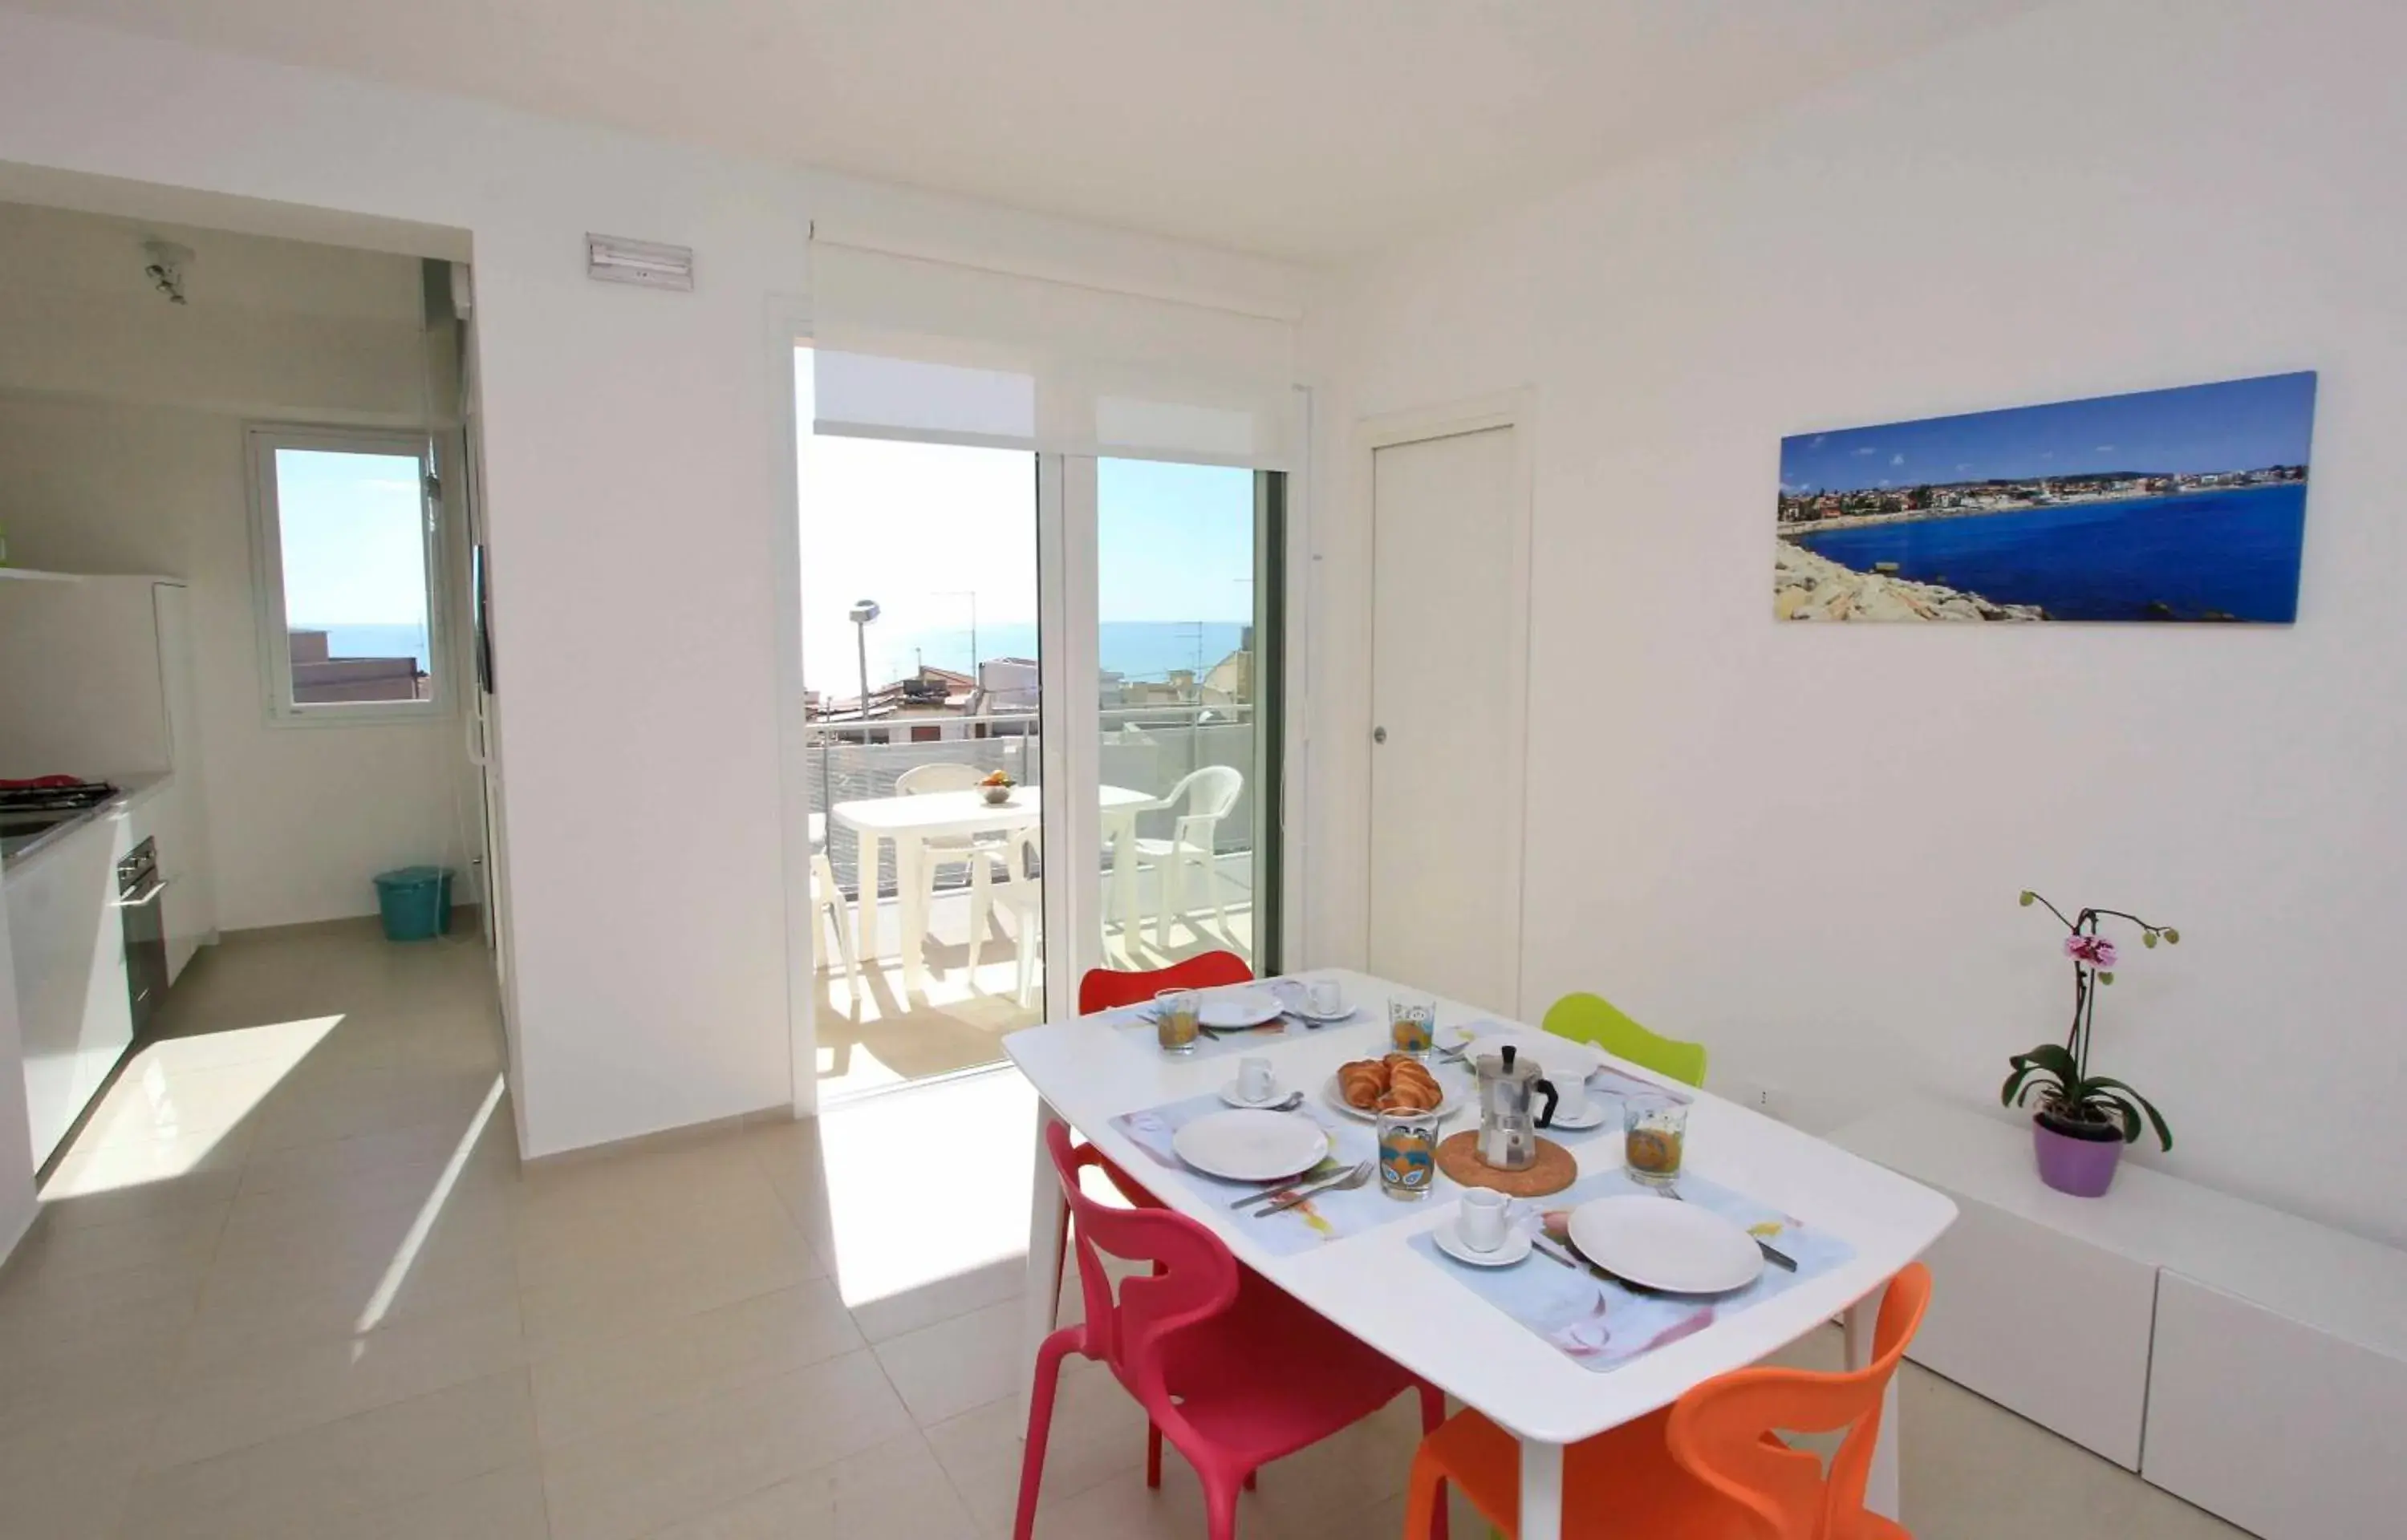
810,239,1295,468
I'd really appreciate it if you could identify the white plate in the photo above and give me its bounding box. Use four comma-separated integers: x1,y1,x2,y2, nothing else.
1438,1027,1605,1080
1198,989,1285,1029
1567,1195,1764,1295
1171,1109,1329,1182
1218,1080,1290,1109
1546,1101,1610,1132
1319,1072,1467,1123
1431,1222,1532,1268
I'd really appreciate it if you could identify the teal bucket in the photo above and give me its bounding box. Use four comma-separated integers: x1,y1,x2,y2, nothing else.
373,865,453,942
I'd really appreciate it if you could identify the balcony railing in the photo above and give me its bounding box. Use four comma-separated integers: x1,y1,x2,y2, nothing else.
806,705,1257,900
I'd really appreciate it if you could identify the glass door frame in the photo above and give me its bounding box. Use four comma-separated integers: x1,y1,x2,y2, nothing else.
776,318,1304,1112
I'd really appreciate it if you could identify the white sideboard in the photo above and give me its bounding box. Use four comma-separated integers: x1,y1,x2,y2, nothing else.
1835,1100,2407,1539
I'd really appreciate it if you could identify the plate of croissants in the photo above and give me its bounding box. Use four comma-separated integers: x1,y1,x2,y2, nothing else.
1323,1054,1466,1121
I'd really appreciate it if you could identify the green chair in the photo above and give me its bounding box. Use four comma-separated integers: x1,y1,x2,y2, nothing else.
1540,992,1707,1088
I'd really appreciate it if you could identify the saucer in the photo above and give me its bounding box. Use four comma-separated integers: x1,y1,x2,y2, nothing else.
1218,1080,1289,1109
1431,1221,1532,1268
1547,1104,1610,1131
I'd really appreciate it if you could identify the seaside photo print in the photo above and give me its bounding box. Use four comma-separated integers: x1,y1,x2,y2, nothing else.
1775,371,2316,622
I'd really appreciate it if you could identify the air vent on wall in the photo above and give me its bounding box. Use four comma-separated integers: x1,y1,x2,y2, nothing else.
586,233,693,292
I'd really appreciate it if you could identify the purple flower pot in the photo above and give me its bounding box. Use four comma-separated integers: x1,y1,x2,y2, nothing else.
2032,1113,2123,1197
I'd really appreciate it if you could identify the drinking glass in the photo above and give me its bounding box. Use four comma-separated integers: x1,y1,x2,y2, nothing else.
1387,996,1436,1056
1622,1095,1688,1184
1376,1104,1441,1201
1155,988,1200,1055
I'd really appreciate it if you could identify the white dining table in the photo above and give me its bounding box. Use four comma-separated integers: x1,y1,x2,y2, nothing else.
829,783,1159,991
1003,970,1958,1540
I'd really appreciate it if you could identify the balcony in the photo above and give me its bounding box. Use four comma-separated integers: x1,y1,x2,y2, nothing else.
804,707,1260,1099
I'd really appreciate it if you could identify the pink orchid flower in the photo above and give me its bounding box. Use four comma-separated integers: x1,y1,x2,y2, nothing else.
2064,934,2119,969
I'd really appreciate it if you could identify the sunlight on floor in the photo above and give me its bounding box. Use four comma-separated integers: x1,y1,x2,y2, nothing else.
355,1071,508,1333
812,1067,1037,1309
38,1015,343,1197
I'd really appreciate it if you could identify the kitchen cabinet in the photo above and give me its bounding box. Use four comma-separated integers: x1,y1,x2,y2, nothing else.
7,810,134,1167
1836,1100,2407,1540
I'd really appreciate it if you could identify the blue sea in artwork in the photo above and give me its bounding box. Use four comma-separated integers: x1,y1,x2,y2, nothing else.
1792,483,2308,622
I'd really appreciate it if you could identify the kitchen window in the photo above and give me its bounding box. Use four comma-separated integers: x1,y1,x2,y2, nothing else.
246,425,444,723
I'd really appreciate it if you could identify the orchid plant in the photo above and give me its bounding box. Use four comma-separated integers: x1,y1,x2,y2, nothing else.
2000,891,2181,1149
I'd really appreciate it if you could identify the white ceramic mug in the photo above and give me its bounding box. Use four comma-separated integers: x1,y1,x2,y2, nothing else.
1237,1056,1276,1103
1458,1188,1511,1253
1305,978,1347,1017
1553,1074,1591,1123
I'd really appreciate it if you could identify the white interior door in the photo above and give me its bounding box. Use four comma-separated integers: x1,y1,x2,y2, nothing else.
1367,424,1525,1013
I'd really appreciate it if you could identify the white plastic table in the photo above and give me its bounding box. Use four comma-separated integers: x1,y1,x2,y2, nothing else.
1003,971,1958,1539
828,784,1157,991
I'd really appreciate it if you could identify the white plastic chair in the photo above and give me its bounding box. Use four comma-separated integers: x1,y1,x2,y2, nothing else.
967,827,1041,1008
895,761,1010,952
810,849,862,1002
1131,764,1243,949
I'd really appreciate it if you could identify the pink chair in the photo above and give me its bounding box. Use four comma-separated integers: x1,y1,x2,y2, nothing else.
1017,1121,1447,1540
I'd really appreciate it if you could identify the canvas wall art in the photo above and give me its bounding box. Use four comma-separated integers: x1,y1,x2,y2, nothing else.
1776,372,2316,622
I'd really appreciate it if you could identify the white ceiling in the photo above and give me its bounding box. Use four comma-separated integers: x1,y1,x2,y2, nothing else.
7,0,2046,260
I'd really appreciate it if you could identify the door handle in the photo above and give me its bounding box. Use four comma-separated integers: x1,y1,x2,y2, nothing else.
1373,726,1388,744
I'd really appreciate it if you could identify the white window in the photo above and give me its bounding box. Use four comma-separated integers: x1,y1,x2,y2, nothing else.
246,425,445,724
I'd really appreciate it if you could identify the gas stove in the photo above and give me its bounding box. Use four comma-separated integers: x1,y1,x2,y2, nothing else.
0,777,119,817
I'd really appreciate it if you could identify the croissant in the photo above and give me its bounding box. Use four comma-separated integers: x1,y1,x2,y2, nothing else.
1338,1062,1388,1109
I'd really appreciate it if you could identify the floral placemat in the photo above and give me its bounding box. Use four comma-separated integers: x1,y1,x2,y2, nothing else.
1108,1087,1463,1256
1406,1166,1854,1373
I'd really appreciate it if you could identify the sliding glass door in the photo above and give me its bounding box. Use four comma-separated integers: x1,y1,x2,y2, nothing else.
1094,460,1281,971
796,353,1049,1100
790,301,1293,1100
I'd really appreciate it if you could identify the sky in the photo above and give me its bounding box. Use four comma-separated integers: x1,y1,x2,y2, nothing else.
793,349,1256,696
274,448,431,630
1780,371,2318,495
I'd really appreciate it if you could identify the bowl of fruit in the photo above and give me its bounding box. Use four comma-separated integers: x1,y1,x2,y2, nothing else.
979,770,1016,806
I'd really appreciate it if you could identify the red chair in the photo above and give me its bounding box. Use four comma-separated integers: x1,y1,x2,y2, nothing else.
1077,948,1254,1013
1401,1262,1934,1538
1019,1121,1446,1540
1074,951,1256,1208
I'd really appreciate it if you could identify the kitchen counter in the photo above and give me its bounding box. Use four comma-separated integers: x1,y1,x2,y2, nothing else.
0,774,168,869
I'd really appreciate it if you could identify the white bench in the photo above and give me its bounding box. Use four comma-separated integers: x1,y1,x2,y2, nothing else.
1834,1099,2407,1539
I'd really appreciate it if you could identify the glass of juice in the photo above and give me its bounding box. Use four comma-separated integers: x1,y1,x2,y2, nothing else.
1155,989,1200,1054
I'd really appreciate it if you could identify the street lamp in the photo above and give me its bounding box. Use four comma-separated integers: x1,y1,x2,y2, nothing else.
847,599,880,732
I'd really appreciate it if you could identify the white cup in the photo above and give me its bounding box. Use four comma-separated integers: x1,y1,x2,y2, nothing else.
1553,1074,1592,1124
1237,1056,1275,1103
1305,978,1347,1017
1458,1188,1511,1253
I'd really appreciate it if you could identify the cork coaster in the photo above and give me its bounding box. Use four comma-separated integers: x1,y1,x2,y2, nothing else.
1436,1131,1577,1197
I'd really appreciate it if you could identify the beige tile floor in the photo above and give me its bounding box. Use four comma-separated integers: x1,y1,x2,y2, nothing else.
0,922,2248,1539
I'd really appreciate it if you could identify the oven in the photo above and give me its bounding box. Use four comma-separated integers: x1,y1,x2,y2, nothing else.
117,837,170,1037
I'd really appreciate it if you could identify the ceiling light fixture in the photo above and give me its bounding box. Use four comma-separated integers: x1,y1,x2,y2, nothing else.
141,239,193,305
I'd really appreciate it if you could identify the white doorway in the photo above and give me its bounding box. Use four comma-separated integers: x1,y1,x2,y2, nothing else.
1363,403,1531,1015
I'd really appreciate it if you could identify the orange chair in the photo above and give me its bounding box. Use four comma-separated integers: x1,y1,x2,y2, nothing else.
1402,1262,1932,1540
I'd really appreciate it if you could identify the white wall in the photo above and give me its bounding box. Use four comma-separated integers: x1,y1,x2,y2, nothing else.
1311,0,2407,1246
0,10,1305,1157
0,203,473,931
0,864,34,1261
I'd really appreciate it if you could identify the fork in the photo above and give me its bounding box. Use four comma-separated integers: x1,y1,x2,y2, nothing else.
1254,1160,1375,1215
